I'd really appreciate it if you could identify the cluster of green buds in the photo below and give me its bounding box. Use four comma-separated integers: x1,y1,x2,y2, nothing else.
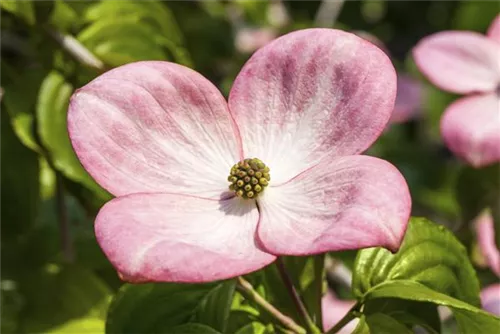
228,158,270,199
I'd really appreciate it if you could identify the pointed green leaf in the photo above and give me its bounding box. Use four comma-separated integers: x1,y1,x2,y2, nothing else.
167,323,221,334
194,279,236,333
36,71,110,200
365,281,500,334
79,1,191,67
21,265,111,333
353,217,480,306
106,280,235,334
1,0,35,25
364,313,412,334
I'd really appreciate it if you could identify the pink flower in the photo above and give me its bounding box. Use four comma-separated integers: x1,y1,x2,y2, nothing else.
475,210,500,277
322,291,358,333
68,29,411,283
235,27,277,54
391,74,424,124
413,15,500,168
353,31,424,124
481,284,500,316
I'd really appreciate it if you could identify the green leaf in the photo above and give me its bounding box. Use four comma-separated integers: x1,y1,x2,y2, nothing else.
261,255,324,328
1,109,39,237
1,0,35,25
234,321,268,334
353,217,480,306
363,298,440,333
194,279,236,333
167,323,221,334
106,280,236,334
365,281,500,334
47,317,104,334
79,0,191,67
364,313,412,334
36,71,110,200
20,264,111,333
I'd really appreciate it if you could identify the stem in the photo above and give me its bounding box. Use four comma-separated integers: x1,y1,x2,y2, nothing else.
276,258,321,334
314,0,346,27
236,277,306,334
56,173,74,262
325,303,360,334
45,28,105,71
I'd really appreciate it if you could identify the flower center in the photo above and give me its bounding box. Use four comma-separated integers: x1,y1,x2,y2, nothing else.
227,158,270,199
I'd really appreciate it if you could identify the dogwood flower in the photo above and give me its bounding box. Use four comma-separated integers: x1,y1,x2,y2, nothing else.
481,283,500,316
475,210,500,277
413,15,500,167
353,31,424,124
68,29,411,283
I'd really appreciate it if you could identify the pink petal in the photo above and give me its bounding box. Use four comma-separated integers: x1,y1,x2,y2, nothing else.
68,61,242,198
481,284,500,316
475,210,500,277
322,291,358,333
413,31,500,94
352,30,389,56
256,155,411,255
440,93,500,168
95,193,275,283
228,29,397,184
487,14,500,44
390,74,424,124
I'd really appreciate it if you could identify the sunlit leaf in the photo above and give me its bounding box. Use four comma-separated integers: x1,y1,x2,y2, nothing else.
353,217,480,306
1,0,35,25
36,71,110,200
21,264,111,333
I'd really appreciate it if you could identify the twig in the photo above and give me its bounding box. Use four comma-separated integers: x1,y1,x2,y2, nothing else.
56,172,74,262
276,258,321,334
236,276,307,334
314,0,346,27
46,28,105,71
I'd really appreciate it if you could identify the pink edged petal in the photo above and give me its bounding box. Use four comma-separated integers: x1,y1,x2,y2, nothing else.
322,291,358,333
68,61,242,198
481,284,500,316
413,31,500,94
475,210,500,277
229,29,397,184
390,74,424,124
95,193,275,283
440,93,500,168
487,14,500,43
256,155,411,255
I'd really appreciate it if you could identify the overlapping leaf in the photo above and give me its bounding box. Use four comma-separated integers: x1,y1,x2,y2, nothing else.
351,217,500,333
78,0,191,67
106,280,235,333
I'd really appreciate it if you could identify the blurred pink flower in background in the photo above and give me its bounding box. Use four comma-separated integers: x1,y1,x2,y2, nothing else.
322,291,358,333
354,31,424,124
68,29,411,283
475,210,500,277
413,15,500,167
481,284,500,316
391,74,424,124
235,27,277,53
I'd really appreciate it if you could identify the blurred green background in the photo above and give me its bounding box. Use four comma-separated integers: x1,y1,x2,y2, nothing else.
1,1,498,333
